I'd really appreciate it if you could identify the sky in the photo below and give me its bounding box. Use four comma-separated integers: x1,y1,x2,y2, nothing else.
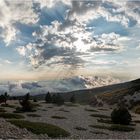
0,0,140,81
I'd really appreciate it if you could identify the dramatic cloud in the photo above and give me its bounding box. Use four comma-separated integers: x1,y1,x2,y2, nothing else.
0,0,140,81
0,0,38,45
0,75,120,95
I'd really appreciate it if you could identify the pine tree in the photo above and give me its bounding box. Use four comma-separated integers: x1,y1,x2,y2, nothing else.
19,93,33,111
45,92,52,103
70,94,76,103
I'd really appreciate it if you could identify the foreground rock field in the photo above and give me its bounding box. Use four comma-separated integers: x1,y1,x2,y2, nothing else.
0,100,140,139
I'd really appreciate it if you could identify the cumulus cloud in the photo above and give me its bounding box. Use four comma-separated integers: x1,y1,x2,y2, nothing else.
0,0,139,70
0,0,38,45
18,19,123,68
0,75,120,95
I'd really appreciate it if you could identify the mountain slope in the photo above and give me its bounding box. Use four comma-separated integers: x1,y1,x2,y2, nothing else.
59,78,140,104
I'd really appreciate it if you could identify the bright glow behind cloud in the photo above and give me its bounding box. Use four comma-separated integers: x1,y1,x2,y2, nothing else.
0,0,139,80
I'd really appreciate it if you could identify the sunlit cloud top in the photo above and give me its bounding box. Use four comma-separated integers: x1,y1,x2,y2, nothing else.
0,0,140,80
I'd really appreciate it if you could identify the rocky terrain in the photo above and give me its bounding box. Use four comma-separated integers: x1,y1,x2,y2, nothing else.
0,100,140,139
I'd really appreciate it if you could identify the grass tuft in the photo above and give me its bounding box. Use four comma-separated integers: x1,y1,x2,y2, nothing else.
89,124,135,132
74,126,87,131
85,108,98,112
90,131,108,135
51,116,66,119
27,114,41,117
58,108,70,112
0,113,24,119
0,108,6,112
64,103,78,107
1,104,16,108
8,120,70,138
90,114,110,119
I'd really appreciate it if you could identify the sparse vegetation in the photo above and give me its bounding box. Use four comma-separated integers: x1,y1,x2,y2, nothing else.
64,103,78,107
0,108,6,112
47,106,53,108
8,120,70,138
33,99,37,102
85,108,98,112
1,104,16,108
90,114,110,119
51,116,67,119
90,131,108,135
27,114,41,117
111,107,132,125
58,108,70,112
75,126,87,131
134,120,140,123
97,119,113,124
0,113,24,119
89,124,135,132
98,108,108,111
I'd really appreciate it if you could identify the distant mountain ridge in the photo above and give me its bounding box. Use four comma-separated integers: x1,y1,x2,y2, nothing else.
31,78,140,105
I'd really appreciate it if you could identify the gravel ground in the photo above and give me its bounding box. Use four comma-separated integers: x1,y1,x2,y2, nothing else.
1,101,140,139
0,118,39,139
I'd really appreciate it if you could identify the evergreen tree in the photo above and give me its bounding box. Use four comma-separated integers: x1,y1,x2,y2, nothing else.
19,93,33,111
52,94,64,105
45,92,52,103
70,94,76,103
4,92,9,104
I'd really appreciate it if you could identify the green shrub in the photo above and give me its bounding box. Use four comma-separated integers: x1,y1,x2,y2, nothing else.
8,120,70,138
111,107,132,125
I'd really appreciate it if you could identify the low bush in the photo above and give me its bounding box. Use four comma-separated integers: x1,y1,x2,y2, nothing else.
111,107,132,125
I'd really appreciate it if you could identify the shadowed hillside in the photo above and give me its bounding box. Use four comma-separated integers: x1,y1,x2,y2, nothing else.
21,78,140,105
